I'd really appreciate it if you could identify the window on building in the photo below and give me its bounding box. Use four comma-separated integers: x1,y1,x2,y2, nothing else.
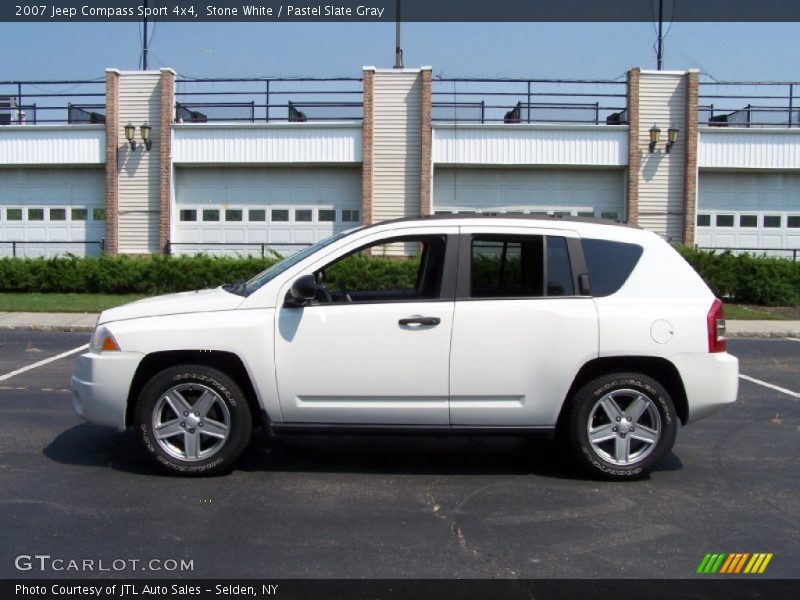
71,208,87,221
271,209,289,222
28,208,44,221
179,210,197,222
764,215,782,228
601,212,620,221
6,209,22,221
202,209,220,222
295,209,312,222
318,209,336,222
225,209,243,222
342,209,361,222
716,214,734,227
739,215,757,228
248,209,266,222
92,208,106,221
49,208,66,221
788,216,800,228
578,211,595,218
696,214,711,227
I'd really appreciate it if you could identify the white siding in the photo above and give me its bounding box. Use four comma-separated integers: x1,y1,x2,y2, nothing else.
698,129,800,170
173,123,361,164
433,168,625,219
0,125,104,165
637,71,686,241
432,124,627,166
372,70,422,222
117,73,161,254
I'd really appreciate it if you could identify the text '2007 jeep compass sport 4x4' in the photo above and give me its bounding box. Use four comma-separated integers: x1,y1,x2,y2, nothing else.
72,216,738,479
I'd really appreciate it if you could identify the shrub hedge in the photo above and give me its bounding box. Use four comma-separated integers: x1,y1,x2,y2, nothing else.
678,247,800,306
0,255,277,295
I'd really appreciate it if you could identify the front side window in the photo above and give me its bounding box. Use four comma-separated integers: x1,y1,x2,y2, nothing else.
315,235,446,304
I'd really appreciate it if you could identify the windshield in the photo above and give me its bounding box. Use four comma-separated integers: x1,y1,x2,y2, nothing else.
242,230,357,296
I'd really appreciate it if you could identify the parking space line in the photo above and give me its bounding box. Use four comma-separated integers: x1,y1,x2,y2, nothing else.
787,338,800,343
0,344,88,383
739,374,800,400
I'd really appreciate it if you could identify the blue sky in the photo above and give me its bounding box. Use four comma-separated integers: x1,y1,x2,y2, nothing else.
0,21,797,81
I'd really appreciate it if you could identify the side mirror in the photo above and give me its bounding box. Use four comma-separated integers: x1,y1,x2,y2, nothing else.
286,274,318,306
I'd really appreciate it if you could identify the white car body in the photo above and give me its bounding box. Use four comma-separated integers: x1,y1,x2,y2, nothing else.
72,216,739,477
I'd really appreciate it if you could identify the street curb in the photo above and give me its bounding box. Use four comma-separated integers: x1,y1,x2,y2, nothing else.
728,332,800,339
0,325,94,333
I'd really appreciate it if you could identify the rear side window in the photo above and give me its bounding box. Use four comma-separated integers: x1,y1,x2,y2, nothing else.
471,236,544,298
546,236,574,296
581,238,643,297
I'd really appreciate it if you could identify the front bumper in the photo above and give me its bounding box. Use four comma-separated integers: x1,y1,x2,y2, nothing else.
671,351,739,424
71,351,144,430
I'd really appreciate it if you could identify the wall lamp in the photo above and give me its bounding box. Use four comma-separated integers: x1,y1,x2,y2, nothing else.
124,122,152,151
648,124,661,153
666,127,679,153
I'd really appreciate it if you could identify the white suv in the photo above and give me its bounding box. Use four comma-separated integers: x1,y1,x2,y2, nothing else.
72,216,738,479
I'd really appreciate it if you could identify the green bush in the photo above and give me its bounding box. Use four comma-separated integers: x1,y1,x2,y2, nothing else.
0,254,277,295
678,247,800,306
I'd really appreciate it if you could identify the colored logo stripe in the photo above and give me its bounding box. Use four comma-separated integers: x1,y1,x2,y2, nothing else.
697,553,773,574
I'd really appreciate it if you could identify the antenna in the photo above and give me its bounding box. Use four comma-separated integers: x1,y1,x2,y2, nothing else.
394,0,403,68
656,0,663,70
142,0,149,70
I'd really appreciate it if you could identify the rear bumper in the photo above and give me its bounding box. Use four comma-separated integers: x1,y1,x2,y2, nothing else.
71,351,144,431
671,352,739,424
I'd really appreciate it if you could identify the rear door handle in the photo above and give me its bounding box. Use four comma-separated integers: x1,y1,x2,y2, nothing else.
399,316,441,327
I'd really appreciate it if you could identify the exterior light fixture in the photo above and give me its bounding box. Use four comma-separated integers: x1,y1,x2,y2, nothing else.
666,127,680,153
124,123,137,151
649,124,661,153
140,123,152,151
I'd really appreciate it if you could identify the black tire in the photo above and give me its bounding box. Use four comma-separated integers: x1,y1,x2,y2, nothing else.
134,364,252,476
565,372,677,480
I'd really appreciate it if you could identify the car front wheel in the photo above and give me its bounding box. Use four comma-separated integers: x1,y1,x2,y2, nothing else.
134,365,252,476
565,372,677,480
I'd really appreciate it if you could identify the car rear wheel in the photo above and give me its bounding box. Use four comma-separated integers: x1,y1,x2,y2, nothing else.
134,365,252,476
565,372,677,480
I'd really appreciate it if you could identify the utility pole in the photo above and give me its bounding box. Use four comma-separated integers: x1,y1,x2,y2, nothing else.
394,0,403,68
142,0,149,70
656,0,664,70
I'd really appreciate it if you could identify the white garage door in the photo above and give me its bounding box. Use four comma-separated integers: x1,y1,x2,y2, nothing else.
0,168,105,258
433,168,626,220
697,171,800,257
174,167,362,257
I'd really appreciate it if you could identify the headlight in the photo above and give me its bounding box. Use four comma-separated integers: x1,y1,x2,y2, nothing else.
90,325,120,353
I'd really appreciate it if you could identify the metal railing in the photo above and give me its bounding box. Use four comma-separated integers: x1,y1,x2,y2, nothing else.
166,241,311,257
696,246,800,261
0,80,106,125
699,80,800,128
0,239,105,258
174,77,363,123
432,78,628,125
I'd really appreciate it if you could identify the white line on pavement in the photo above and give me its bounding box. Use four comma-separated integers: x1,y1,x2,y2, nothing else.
739,374,800,400
787,338,800,343
0,344,89,383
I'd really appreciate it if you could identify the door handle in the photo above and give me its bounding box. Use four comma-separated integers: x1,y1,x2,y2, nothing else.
399,316,441,327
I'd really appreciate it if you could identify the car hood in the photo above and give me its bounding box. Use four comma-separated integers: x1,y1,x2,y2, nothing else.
98,287,244,325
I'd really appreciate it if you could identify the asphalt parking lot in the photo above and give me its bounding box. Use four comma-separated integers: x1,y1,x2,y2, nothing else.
0,331,797,579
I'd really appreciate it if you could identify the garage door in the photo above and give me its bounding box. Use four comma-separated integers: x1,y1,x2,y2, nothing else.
0,168,105,258
433,168,625,220
696,171,800,256
173,167,362,256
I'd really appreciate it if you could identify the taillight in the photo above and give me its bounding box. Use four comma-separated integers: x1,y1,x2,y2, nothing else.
707,298,727,353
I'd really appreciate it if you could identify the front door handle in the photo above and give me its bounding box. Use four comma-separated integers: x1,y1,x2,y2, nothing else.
399,316,441,327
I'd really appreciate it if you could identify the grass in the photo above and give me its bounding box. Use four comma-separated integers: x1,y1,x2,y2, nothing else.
0,293,149,313
724,304,790,321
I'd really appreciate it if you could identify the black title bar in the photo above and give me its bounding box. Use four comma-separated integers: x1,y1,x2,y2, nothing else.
5,0,800,22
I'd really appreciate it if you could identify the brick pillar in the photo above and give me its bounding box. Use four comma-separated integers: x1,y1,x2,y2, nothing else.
361,68,375,225
104,69,120,255
159,68,175,254
626,68,640,224
683,69,700,246
420,68,432,216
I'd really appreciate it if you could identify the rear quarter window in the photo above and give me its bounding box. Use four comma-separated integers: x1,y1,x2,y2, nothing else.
581,238,643,297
